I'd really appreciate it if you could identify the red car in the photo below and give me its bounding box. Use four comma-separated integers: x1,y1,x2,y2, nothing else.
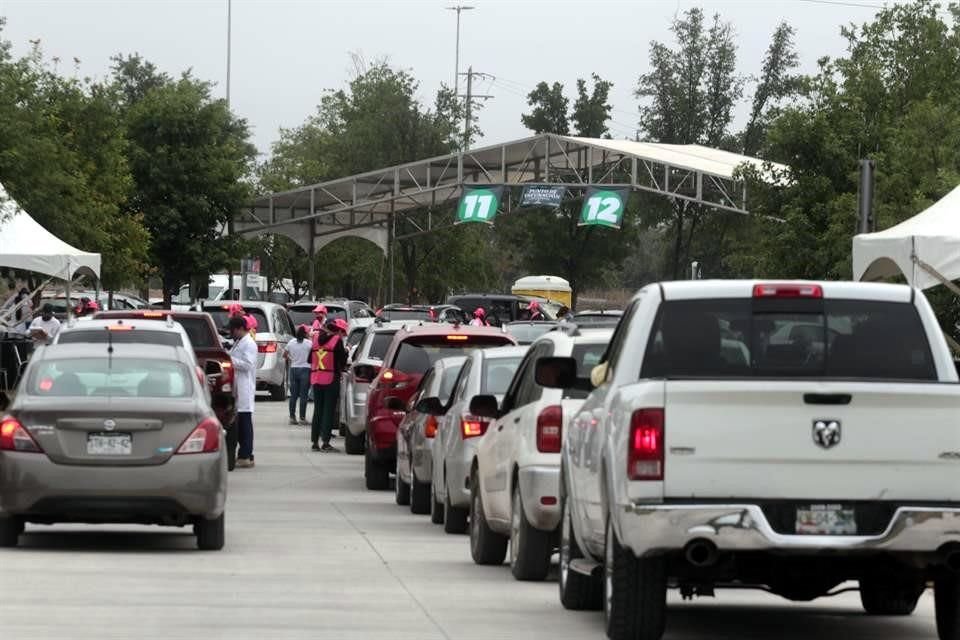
94,310,237,433
364,323,516,490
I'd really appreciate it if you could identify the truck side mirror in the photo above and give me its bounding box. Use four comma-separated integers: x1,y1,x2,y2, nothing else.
535,356,578,388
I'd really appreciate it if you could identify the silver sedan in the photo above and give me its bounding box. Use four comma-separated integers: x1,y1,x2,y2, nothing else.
0,342,227,549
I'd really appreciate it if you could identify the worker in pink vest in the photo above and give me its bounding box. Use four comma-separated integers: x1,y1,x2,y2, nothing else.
310,318,348,452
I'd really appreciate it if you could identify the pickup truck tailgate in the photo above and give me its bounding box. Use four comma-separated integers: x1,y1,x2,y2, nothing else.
664,380,960,501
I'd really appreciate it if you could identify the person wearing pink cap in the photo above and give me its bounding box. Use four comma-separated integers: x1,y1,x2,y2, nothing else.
526,300,545,321
310,318,348,452
311,304,328,333
469,307,488,327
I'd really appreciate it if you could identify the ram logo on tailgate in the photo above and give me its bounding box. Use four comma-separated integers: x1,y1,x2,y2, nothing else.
812,420,841,450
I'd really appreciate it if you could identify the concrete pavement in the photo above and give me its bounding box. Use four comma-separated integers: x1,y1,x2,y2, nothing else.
0,398,942,639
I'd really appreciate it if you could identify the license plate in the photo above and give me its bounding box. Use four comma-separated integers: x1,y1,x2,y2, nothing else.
796,504,857,535
86,433,132,456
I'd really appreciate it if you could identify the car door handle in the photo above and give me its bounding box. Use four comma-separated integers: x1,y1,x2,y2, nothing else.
513,417,521,424
498,425,504,432
804,393,852,405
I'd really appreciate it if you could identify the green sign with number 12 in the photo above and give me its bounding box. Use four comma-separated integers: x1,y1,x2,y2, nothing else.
579,188,627,229
457,186,503,224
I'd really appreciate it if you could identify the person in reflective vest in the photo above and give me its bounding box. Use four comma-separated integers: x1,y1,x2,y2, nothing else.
310,318,348,452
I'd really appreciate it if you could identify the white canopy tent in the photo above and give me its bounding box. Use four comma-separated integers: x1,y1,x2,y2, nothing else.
853,185,960,290
0,182,101,281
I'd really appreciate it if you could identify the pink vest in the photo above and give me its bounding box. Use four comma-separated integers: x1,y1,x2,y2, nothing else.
311,334,340,385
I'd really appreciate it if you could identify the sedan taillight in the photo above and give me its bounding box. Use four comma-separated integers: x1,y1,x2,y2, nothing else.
536,405,563,453
176,417,222,454
461,417,488,439
0,417,43,453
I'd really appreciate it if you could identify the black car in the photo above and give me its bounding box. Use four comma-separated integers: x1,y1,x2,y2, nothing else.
446,294,547,325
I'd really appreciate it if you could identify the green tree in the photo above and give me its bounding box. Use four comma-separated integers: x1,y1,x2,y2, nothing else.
115,57,256,305
520,82,569,135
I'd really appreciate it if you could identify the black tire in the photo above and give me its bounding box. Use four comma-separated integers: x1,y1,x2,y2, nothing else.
195,513,225,551
470,474,508,565
444,488,469,534
936,572,960,640
395,457,411,506
510,484,553,581
430,484,445,525
270,374,287,401
344,429,365,455
410,470,431,515
604,517,667,640
225,424,238,471
559,493,602,610
860,577,924,616
0,516,22,547
365,449,390,490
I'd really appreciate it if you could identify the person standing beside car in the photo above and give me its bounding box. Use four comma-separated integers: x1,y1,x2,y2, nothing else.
28,304,60,343
310,318,348,452
229,316,258,468
285,324,313,426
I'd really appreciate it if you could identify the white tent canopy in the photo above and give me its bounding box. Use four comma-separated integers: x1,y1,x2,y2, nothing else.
0,182,101,280
853,185,960,290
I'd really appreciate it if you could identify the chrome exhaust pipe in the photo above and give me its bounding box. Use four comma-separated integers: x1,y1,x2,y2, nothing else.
684,539,719,568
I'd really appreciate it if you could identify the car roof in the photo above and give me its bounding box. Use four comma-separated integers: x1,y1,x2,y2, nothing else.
59,318,187,334
32,341,190,361
288,301,347,309
201,301,287,311
534,326,614,347
655,279,912,303
368,320,410,333
506,320,558,326
474,345,528,360
95,309,211,320
448,293,525,301
394,323,512,338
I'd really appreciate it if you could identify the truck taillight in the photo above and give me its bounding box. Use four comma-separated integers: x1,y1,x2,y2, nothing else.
536,405,563,453
176,417,222,454
461,417,488,439
425,415,439,438
628,409,664,481
753,283,822,299
0,417,43,453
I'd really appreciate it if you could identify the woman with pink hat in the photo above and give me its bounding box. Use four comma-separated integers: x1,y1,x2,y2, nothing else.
310,317,348,452
469,307,488,327
311,304,328,333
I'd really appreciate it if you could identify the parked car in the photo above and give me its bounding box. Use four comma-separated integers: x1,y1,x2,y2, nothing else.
340,320,410,455
202,301,294,400
0,341,227,549
287,299,374,329
94,310,237,465
505,320,559,345
395,356,467,515
430,346,526,534
470,326,612,580
364,324,517,491
538,280,960,640
568,309,622,328
376,304,466,323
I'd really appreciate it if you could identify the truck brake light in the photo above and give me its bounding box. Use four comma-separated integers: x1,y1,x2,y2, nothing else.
628,409,664,481
753,283,823,299
536,405,563,453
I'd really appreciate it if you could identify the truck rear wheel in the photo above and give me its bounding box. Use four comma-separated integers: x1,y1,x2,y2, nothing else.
604,517,666,640
559,495,602,610
936,572,960,640
860,577,924,616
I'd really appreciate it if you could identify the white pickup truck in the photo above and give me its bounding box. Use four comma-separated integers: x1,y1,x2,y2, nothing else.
538,280,960,640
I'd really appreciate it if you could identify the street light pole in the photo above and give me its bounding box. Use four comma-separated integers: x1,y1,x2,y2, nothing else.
447,5,474,97
226,0,232,107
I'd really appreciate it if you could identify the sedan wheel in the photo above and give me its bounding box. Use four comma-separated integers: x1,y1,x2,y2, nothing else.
510,484,552,581
469,475,508,565
394,456,411,506
195,513,225,551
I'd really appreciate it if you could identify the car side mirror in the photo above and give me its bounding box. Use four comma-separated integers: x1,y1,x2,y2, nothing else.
354,364,377,381
384,396,405,411
415,396,445,416
535,356,578,388
204,360,223,377
469,394,499,419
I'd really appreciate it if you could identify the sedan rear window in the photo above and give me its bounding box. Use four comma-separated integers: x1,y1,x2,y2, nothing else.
175,317,218,348
29,358,192,397
59,330,183,347
641,299,936,381
391,336,513,374
205,308,269,332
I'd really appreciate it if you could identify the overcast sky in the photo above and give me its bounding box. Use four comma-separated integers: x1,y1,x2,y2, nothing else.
1,0,895,159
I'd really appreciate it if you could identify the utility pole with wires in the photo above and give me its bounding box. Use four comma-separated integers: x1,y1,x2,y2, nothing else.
459,66,494,151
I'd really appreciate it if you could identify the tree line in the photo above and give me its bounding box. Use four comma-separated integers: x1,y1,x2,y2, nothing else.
1,2,958,320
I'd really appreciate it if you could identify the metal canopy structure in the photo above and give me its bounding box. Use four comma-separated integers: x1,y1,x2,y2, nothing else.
232,133,788,299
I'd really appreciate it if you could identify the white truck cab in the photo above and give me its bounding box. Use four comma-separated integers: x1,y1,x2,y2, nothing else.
543,280,960,640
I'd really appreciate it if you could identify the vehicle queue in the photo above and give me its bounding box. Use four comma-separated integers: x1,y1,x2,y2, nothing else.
2,282,960,640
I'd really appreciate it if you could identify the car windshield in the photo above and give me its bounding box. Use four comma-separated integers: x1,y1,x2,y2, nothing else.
641,298,936,381
289,305,346,327
58,329,183,347
482,357,522,394
205,308,269,333
391,336,513,374
28,358,192,397
506,323,556,344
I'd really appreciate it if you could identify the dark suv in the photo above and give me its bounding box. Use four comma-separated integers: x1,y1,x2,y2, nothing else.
363,323,516,490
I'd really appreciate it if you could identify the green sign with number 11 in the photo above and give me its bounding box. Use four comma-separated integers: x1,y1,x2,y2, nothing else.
579,188,627,229
456,186,503,224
